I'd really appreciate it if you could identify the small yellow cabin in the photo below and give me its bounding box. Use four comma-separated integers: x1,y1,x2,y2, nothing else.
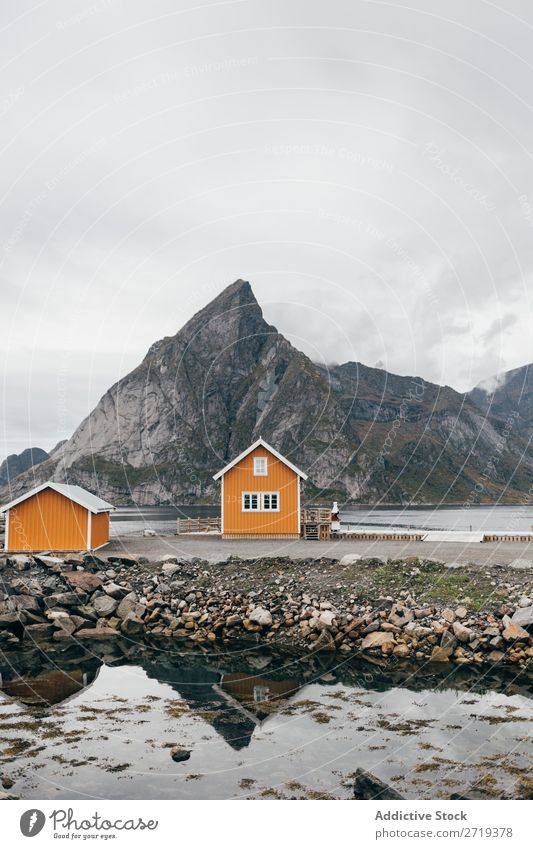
213,438,307,539
0,482,115,553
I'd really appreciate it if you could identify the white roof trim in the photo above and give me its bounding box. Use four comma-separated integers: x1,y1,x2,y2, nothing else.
213,438,308,481
0,481,115,514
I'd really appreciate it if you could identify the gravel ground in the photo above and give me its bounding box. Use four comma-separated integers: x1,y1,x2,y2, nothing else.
104,533,533,567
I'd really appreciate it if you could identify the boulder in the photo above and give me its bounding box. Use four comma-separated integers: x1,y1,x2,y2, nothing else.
452,621,473,643
75,627,119,638
352,768,404,800
44,592,85,609
508,559,533,571
170,746,191,763
53,615,78,636
440,630,457,652
442,608,455,623
0,613,24,629
317,610,336,630
120,614,145,636
502,622,529,642
24,623,55,638
486,650,505,663
511,605,533,628
430,646,451,663
361,631,394,650
161,564,180,577
8,555,33,570
9,595,40,613
83,554,107,570
107,556,138,567
339,554,362,566
392,643,410,658
33,555,64,569
63,572,103,592
92,595,119,617
104,582,130,600
248,607,272,627
388,603,414,627
117,594,146,620
63,554,85,567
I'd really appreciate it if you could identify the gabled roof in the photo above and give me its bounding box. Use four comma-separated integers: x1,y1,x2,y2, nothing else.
0,482,115,514
213,438,308,481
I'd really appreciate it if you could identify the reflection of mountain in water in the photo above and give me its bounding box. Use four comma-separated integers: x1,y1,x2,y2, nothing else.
139,661,301,749
1,642,531,750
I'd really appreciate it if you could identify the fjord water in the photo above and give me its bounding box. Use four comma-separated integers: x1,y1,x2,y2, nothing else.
110,504,533,537
1,643,531,800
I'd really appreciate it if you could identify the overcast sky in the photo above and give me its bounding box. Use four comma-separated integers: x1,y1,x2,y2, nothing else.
2,0,533,456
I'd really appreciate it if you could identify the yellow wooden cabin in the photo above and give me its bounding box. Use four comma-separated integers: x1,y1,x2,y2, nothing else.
213,438,308,539
0,482,115,553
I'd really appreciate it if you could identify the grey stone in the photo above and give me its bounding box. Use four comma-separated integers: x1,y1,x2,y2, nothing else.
104,582,130,600
120,614,145,636
508,559,533,571
389,603,414,627
511,605,533,628
92,594,119,617
452,621,474,643
248,607,272,627
361,631,394,650
117,594,146,620
352,768,404,800
339,554,362,566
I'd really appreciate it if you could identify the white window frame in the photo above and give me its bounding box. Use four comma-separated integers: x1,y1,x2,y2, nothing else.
262,492,280,512
253,456,268,476
241,491,280,512
242,492,260,511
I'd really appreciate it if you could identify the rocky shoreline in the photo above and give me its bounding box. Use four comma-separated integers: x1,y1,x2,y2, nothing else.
1,552,532,668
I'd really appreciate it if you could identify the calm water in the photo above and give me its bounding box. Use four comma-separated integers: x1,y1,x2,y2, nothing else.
1,642,531,800
110,504,533,537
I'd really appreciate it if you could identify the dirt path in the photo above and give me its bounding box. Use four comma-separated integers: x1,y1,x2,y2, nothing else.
104,533,533,567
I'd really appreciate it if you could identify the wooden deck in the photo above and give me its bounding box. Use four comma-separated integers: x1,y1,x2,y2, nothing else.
176,516,221,534
300,508,332,540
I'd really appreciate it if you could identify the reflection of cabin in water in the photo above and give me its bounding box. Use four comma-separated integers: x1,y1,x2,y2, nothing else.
216,673,300,722
0,663,101,707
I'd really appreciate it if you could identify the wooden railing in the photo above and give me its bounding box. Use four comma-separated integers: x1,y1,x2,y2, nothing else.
176,516,221,534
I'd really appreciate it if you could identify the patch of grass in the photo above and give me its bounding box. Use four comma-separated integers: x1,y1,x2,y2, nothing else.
312,711,331,724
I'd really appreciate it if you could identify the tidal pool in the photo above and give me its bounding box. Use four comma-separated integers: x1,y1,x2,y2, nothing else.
0,641,531,800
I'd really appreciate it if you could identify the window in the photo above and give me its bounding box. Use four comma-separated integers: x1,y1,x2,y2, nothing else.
242,492,260,511
262,492,279,511
242,492,279,512
253,456,267,476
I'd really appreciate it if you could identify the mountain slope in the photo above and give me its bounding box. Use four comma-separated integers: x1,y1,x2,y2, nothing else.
468,364,533,438
2,281,532,505
0,447,49,487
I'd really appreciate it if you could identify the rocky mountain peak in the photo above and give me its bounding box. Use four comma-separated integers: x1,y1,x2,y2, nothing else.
2,282,532,506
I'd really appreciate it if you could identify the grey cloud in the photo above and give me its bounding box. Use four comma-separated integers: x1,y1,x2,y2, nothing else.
1,0,533,454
